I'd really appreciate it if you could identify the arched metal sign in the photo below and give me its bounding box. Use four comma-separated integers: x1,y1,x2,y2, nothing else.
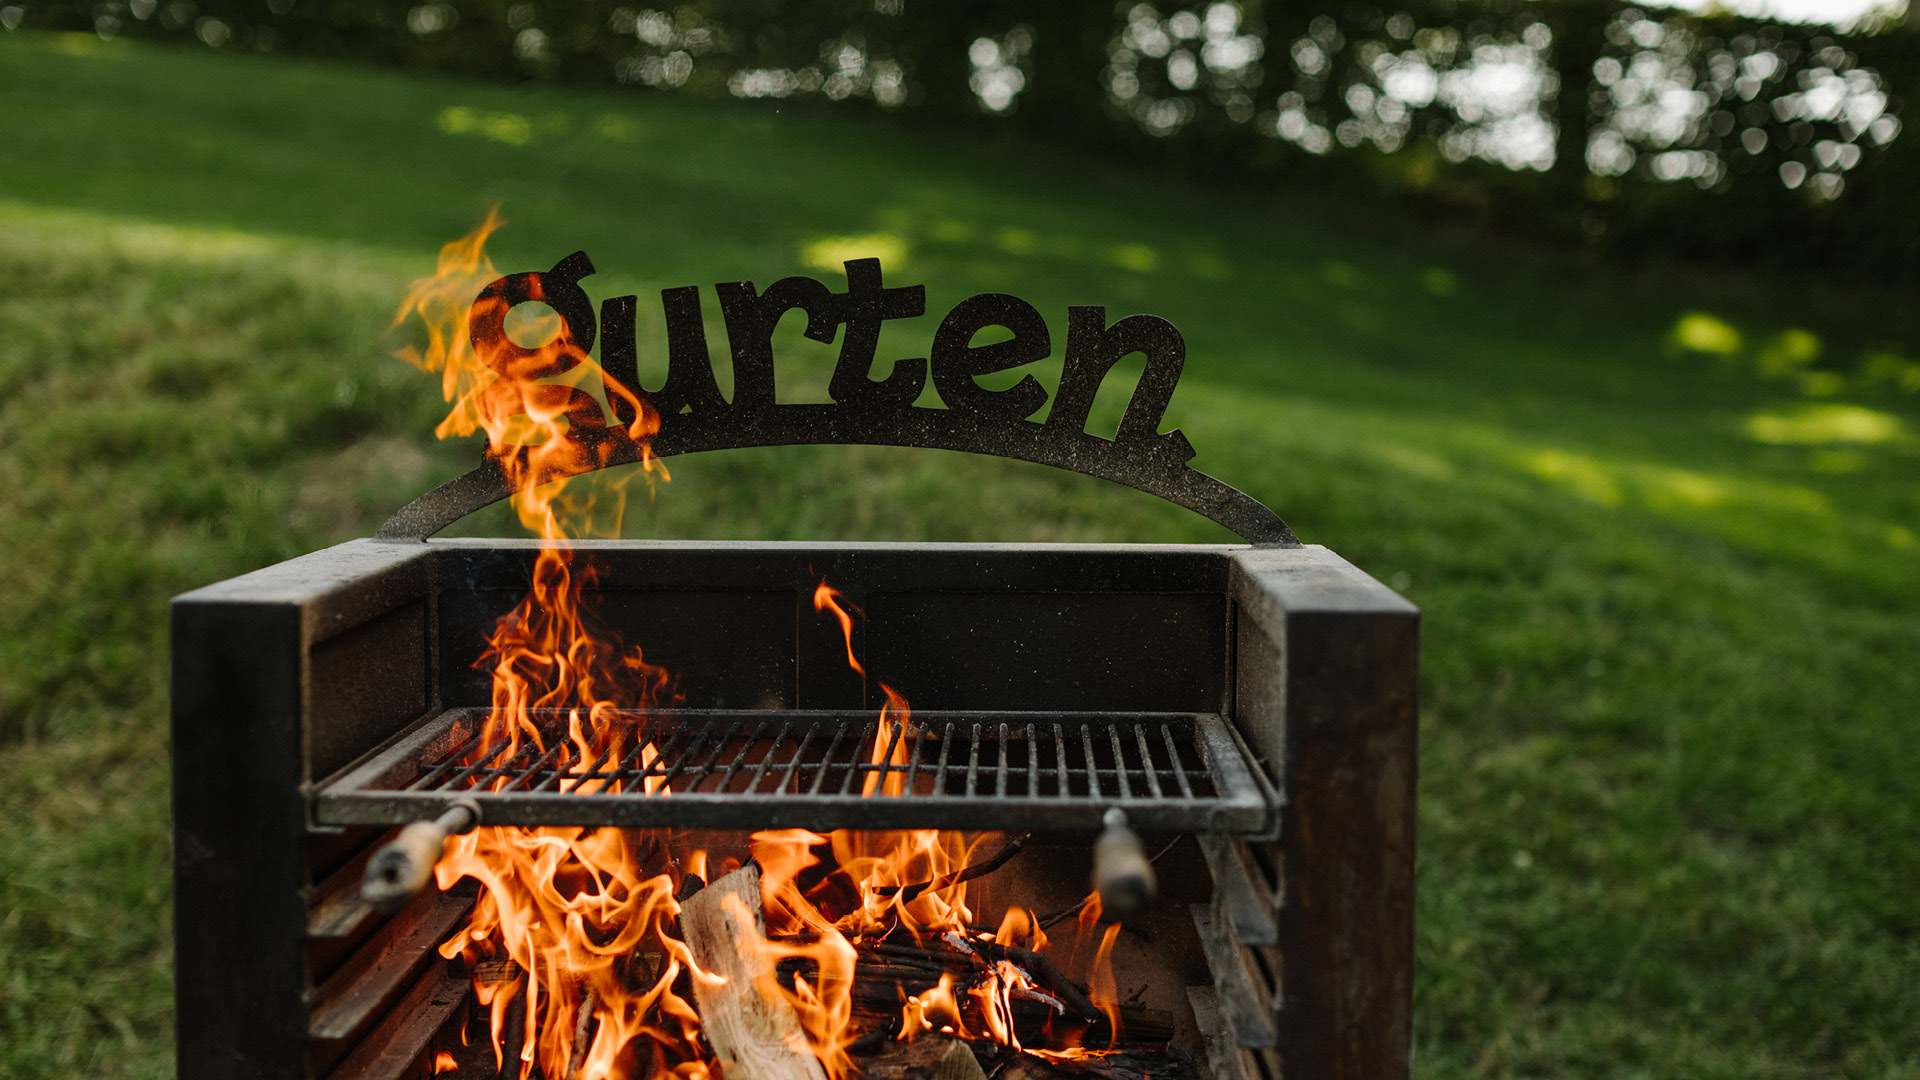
377,250,1297,546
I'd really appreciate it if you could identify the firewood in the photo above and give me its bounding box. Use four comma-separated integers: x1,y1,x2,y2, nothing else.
678,864,829,1080
872,833,1032,904
856,1035,988,1080
848,1016,904,1056
1088,1004,1176,1046
567,988,597,1080
495,988,527,1080
999,1048,1191,1080
864,941,981,971
965,941,1100,1024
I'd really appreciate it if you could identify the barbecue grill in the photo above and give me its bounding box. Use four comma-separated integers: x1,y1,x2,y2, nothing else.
171,257,1417,1080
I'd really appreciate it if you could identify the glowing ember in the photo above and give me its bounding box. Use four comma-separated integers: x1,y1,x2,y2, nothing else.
393,216,1131,1078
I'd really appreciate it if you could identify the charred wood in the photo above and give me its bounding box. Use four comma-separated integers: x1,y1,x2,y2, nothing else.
849,1016,906,1056
872,833,1032,904
567,988,597,1080
858,1036,989,1080
966,942,1100,1024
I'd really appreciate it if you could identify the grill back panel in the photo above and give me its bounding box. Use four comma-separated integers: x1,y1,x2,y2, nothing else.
438,587,797,710
866,591,1225,712
428,542,1233,721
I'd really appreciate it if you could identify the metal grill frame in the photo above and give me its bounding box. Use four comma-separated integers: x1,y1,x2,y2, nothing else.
318,707,1269,832
172,538,1417,1080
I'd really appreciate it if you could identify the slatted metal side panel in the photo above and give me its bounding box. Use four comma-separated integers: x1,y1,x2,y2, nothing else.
317,708,1270,833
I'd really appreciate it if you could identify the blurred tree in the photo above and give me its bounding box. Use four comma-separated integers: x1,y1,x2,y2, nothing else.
5,0,1913,277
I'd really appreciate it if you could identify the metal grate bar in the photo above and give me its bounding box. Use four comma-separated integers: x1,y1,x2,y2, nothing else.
775,720,819,795
501,740,566,794
688,719,742,790
1053,723,1069,798
995,723,1010,798
1109,725,1133,799
1081,726,1101,798
650,720,716,791
1026,724,1039,799
716,718,768,793
316,708,1270,833
875,719,905,794
745,717,791,794
1135,726,1165,800
807,720,851,796
905,724,928,792
1162,724,1195,800
965,723,982,797
836,721,875,796
409,735,503,793
932,721,955,796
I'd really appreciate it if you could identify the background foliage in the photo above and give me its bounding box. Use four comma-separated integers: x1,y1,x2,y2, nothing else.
3,0,1916,275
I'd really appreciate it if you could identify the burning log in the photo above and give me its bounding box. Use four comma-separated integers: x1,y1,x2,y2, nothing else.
1089,1004,1176,1046
1000,1048,1195,1080
857,1035,989,1080
961,940,1101,1025
873,832,1032,904
497,985,528,1080
678,864,830,1080
567,988,597,1080
848,1016,904,1056
863,941,982,972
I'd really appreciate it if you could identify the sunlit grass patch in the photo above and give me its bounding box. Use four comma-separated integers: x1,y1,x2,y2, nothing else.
1671,310,1743,355
800,231,909,272
1744,402,1904,446
436,104,536,145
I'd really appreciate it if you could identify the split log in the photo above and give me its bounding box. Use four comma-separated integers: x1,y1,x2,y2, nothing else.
679,864,828,1080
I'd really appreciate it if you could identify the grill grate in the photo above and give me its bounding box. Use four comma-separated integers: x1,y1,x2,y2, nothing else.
317,708,1270,833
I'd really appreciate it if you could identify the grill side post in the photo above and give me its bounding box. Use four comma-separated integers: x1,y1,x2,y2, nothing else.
172,597,308,1080
1228,546,1419,1080
171,540,436,1080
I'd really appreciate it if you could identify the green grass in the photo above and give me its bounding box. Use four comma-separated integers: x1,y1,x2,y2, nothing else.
2,28,1917,1079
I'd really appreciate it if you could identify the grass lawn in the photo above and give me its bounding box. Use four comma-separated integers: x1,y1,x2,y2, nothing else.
2,28,1917,1080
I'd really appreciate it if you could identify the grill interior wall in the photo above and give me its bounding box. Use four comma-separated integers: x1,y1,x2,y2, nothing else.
430,545,1231,717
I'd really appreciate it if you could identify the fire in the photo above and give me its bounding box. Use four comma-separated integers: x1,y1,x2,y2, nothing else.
393,216,1129,1078
902,973,968,1038
390,207,662,540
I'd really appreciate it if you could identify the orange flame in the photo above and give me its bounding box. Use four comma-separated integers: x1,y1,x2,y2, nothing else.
811,583,864,677
902,973,970,1038
391,207,663,539
394,217,1128,1077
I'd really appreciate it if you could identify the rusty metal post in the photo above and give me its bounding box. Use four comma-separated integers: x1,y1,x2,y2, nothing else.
1228,546,1419,1080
